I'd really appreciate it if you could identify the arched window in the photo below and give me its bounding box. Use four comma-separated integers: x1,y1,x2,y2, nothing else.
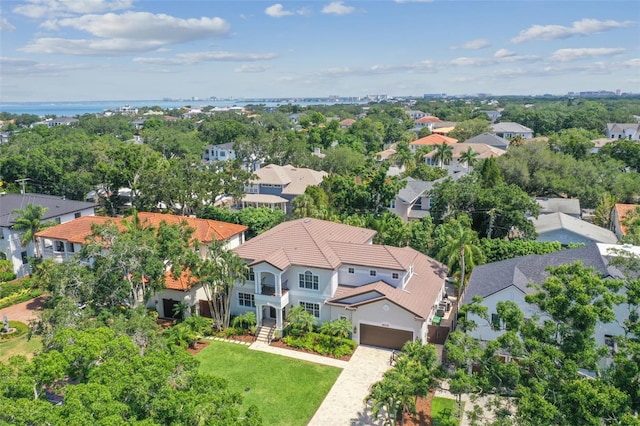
298,270,319,290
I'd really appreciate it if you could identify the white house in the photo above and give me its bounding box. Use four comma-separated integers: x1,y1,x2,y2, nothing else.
0,193,96,277
231,218,450,349
462,244,637,353
605,123,640,140
202,142,237,164
490,122,534,139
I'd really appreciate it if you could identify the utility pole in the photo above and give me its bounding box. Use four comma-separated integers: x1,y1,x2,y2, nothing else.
15,178,31,194
487,208,497,239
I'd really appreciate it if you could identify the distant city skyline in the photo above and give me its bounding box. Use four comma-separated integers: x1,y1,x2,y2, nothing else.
1,0,638,102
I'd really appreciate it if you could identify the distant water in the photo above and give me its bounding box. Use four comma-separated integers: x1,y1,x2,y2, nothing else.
0,99,363,117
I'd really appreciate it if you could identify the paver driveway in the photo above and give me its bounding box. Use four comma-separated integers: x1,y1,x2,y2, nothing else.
0,296,45,323
308,345,393,426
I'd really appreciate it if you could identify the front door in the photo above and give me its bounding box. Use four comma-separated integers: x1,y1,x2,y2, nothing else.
269,306,276,318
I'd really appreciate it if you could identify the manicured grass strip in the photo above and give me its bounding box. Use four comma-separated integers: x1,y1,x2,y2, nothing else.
431,396,461,425
0,335,42,362
196,340,341,426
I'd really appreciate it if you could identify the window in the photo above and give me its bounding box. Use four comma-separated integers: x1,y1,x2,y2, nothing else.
389,200,396,209
238,292,255,307
299,271,319,290
55,241,64,252
392,273,399,279
21,251,28,265
491,313,501,330
348,267,355,274
74,212,81,219
220,151,226,157
246,267,255,281
604,335,617,355
300,301,320,318
55,217,61,224
66,242,75,253
370,270,377,277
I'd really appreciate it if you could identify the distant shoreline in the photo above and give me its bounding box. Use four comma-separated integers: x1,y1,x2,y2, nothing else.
0,99,366,117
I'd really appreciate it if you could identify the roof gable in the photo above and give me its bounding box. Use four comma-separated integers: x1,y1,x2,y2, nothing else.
0,193,96,228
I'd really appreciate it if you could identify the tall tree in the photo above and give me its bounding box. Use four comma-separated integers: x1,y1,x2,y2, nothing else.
459,146,479,170
12,204,55,259
432,143,453,168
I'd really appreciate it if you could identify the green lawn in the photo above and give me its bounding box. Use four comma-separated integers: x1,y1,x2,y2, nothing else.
0,335,42,362
431,396,460,426
196,340,341,426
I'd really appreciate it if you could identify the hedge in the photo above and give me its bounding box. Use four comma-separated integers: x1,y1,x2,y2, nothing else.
283,332,357,358
0,288,43,310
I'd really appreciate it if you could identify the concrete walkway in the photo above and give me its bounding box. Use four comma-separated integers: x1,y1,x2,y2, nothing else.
248,340,348,368
308,346,394,426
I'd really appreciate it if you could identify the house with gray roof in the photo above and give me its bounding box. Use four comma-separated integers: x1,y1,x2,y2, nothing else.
389,178,434,221
605,123,640,140
531,212,618,245
0,193,96,277
535,197,581,218
490,122,534,139
464,132,510,150
231,218,449,349
463,243,637,351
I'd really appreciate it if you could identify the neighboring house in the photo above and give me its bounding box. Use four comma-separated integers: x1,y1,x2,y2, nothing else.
490,122,534,139
0,193,96,277
414,116,443,131
464,132,510,150
31,117,79,128
422,142,506,168
35,212,248,319
463,244,637,352
0,132,10,144
202,142,237,164
535,197,581,218
405,110,428,120
483,110,502,122
409,134,458,153
339,118,356,128
605,123,640,140
241,164,327,214
611,203,639,240
389,178,435,221
231,218,450,349
531,212,618,245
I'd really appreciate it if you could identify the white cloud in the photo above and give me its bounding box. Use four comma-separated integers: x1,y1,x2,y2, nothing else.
265,4,292,18
512,18,635,43
13,0,133,19
1,56,92,75
21,12,231,56
494,49,516,58
623,58,640,67
551,47,625,62
235,64,270,73
0,17,16,31
322,2,355,16
463,39,491,49
134,51,278,66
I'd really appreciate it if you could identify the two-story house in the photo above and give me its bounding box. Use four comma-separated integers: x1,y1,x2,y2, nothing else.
240,164,327,214
605,123,640,140
0,193,96,277
202,142,237,164
409,134,458,153
35,212,248,318
231,218,450,350
490,122,534,139
462,244,637,353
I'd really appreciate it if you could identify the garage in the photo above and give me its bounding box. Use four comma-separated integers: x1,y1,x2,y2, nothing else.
359,324,413,350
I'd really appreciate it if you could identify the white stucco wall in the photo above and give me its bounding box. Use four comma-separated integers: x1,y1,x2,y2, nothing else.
337,263,405,288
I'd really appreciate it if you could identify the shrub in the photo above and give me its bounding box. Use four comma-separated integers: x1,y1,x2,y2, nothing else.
183,316,214,336
0,278,33,298
230,312,257,332
283,332,356,358
0,288,43,309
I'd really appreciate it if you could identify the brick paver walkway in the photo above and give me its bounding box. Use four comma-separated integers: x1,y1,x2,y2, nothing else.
0,296,46,323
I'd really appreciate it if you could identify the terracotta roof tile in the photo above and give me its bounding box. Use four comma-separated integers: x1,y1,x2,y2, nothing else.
410,134,458,146
35,216,119,243
615,203,639,235
164,269,197,291
415,116,442,124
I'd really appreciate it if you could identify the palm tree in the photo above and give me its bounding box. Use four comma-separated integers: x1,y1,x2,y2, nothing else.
433,143,453,168
436,218,484,299
391,141,416,172
11,204,55,260
459,146,478,170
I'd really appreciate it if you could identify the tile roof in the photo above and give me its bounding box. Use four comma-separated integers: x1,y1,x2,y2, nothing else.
465,244,611,301
410,134,458,146
491,122,533,134
532,212,618,244
0,193,96,228
614,204,639,235
464,132,510,148
164,269,198,291
253,164,327,196
415,116,442,124
328,250,447,319
233,218,377,270
339,118,356,126
422,142,505,161
241,194,288,204
35,213,247,244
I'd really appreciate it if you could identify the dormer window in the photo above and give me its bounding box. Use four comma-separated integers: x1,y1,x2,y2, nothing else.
348,267,355,274
392,273,399,279
370,270,377,277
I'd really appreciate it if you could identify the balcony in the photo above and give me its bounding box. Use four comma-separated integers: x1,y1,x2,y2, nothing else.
254,286,289,309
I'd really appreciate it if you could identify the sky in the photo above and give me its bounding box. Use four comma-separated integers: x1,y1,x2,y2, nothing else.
0,0,639,101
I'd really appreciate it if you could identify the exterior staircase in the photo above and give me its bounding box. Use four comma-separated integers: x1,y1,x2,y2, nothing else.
255,324,276,344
